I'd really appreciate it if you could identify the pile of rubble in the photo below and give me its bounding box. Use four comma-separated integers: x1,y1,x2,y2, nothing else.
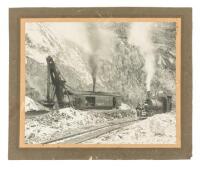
25,96,48,112
25,105,135,144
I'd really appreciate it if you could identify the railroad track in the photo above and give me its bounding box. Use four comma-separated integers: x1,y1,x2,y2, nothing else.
43,118,139,144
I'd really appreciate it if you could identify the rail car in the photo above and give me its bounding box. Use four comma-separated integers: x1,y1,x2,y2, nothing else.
72,91,121,110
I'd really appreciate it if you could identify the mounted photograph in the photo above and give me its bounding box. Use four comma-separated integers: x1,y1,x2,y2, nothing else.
19,18,181,148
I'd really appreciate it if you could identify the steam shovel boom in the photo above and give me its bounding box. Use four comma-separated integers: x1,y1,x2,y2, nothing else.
44,56,72,108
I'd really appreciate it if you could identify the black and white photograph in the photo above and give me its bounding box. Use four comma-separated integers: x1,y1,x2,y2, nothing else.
22,18,180,147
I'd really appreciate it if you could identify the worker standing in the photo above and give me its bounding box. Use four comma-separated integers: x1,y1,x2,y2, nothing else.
136,103,142,118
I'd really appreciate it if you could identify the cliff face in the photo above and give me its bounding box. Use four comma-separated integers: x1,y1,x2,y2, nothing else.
26,56,47,101
25,22,176,106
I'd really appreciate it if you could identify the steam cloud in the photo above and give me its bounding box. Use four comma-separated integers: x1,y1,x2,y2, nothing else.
128,23,155,91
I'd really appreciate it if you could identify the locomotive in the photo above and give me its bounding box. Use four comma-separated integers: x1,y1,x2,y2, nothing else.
136,91,172,119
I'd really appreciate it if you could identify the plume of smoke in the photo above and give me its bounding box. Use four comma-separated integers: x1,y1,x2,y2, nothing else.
89,55,97,92
86,23,117,91
87,23,101,53
86,23,101,91
128,23,155,91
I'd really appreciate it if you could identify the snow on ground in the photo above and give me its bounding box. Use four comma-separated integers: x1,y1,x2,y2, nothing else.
25,97,176,145
119,103,131,110
25,96,49,112
25,107,135,144
84,111,176,144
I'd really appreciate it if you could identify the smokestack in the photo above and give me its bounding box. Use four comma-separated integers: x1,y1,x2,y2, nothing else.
92,77,96,92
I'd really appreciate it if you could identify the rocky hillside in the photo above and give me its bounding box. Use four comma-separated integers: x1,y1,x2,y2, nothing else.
25,23,94,100
25,22,176,106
